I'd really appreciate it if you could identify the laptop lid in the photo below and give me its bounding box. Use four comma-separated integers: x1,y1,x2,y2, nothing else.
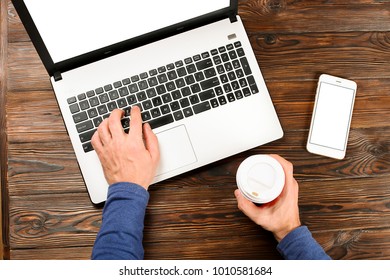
12,0,237,80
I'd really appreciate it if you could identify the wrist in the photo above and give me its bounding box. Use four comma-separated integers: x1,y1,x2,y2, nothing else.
273,221,301,243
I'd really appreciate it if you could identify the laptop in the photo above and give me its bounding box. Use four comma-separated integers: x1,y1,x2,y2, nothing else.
13,0,283,204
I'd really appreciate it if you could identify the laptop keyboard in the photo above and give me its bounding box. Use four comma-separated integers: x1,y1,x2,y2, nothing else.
67,41,259,153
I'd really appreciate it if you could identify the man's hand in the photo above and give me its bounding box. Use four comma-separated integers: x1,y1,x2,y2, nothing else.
234,155,301,242
91,107,160,190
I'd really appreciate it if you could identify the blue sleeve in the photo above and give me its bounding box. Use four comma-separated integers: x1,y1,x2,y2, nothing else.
91,182,149,260
277,226,332,260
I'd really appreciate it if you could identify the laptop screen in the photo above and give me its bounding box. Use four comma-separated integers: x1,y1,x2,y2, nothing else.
24,0,231,64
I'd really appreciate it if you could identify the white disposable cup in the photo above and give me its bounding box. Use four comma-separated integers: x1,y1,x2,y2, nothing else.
236,155,285,204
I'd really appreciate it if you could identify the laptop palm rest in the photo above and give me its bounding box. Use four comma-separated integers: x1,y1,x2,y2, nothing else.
155,125,197,176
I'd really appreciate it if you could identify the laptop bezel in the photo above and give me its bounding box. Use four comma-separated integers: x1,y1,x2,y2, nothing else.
12,0,238,80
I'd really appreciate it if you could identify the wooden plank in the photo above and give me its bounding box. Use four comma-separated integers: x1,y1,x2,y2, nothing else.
10,227,390,260
10,246,93,260
10,228,390,260
239,0,390,33
315,228,390,260
0,0,9,261
250,32,390,81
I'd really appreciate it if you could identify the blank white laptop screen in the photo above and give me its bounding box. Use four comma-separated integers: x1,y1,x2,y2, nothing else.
24,0,231,63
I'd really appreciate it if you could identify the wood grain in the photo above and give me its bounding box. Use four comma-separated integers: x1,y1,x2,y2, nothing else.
3,0,390,260
0,0,8,261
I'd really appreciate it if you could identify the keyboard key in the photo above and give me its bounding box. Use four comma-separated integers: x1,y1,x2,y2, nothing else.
200,77,220,90
247,76,259,94
121,117,130,129
148,77,158,87
83,142,94,153
118,87,129,97
177,67,187,77
152,96,163,107
186,64,196,74
73,111,88,123
127,95,137,105
87,108,98,118
97,105,108,115
67,96,77,104
151,108,161,118
157,73,168,84
113,81,122,88
107,101,118,111
236,48,245,57
99,93,109,103
122,78,131,85
227,93,236,102
77,93,86,101
79,129,96,143
141,111,152,121
167,70,177,80
76,120,94,133
204,68,217,78
240,57,252,75
170,101,180,111
199,89,215,101
183,107,194,117
148,114,174,129
193,101,211,114
104,84,113,92
69,103,80,114
109,90,119,100
117,98,127,108
93,117,103,127
210,98,219,108
173,110,184,121
196,58,213,70
90,96,100,107
79,100,90,110
95,87,104,94
128,84,139,93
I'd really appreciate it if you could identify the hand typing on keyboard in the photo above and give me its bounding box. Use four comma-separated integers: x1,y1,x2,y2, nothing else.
91,107,160,189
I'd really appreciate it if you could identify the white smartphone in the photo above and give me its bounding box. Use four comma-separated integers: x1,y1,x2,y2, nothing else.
307,74,357,159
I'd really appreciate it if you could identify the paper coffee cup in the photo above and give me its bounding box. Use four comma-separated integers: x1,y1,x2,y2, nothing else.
236,155,285,204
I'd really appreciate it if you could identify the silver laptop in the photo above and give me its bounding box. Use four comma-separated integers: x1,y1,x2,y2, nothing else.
13,0,283,204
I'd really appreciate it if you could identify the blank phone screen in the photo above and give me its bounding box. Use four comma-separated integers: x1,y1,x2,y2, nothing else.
309,82,355,151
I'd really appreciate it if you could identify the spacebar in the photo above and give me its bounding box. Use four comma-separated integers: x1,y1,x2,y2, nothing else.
148,114,174,129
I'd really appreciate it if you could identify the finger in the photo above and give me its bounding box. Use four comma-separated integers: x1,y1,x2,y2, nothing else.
143,123,160,164
234,189,261,221
96,118,111,145
108,109,125,137
91,130,103,152
129,106,143,139
269,154,293,177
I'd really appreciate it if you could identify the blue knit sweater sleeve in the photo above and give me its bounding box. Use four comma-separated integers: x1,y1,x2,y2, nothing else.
91,182,149,260
277,226,331,260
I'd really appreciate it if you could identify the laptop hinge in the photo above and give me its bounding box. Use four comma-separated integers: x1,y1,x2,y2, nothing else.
53,71,63,82
229,14,238,23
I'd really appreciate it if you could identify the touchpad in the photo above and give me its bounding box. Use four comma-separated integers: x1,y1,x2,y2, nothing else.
155,125,197,176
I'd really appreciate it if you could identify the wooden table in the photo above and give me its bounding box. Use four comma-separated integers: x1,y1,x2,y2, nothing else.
1,0,390,260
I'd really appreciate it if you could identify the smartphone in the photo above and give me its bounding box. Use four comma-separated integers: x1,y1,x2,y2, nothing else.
307,74,357,159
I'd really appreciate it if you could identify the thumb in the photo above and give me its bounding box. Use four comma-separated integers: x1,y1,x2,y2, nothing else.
234,189,261,222
143,123,160,163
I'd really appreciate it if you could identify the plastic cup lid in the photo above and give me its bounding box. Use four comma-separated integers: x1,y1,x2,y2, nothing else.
236,155,285,204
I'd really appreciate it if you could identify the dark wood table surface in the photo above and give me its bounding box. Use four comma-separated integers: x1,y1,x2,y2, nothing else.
1,0,390,260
